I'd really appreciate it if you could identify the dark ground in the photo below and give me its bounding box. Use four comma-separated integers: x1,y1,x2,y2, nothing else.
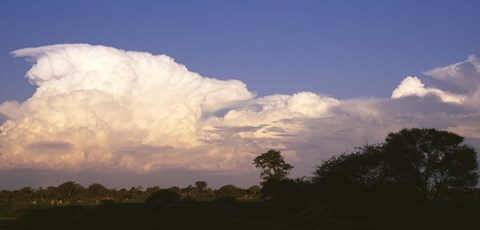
0,202,401,230
1,201,479,230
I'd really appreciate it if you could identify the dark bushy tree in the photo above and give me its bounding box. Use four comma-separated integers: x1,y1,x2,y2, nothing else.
313,145,385,216
311,128,479,218
383,128,478,198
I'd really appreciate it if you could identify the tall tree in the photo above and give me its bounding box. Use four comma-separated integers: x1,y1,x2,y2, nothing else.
253,149,293,183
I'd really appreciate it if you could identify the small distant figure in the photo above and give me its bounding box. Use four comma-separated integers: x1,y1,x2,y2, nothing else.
32,200,37,207
52,199,64,206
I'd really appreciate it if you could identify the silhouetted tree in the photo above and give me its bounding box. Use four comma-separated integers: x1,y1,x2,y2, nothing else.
311,145,409,216
382,128,479,198
311,128,479,218
253,150,293,183
253,150,294,199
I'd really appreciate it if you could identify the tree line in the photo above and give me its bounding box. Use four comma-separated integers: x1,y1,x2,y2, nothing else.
0,181,262,205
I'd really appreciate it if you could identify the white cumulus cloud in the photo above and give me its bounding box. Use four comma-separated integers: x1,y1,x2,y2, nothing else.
1,44,480,179
1,44,254,171
391,76,466,104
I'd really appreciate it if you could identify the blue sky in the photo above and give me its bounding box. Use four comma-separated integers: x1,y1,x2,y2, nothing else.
1,1,480,189
1,0,479,102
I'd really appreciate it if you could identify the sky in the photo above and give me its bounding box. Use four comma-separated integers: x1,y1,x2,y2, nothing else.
0,0,480,189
